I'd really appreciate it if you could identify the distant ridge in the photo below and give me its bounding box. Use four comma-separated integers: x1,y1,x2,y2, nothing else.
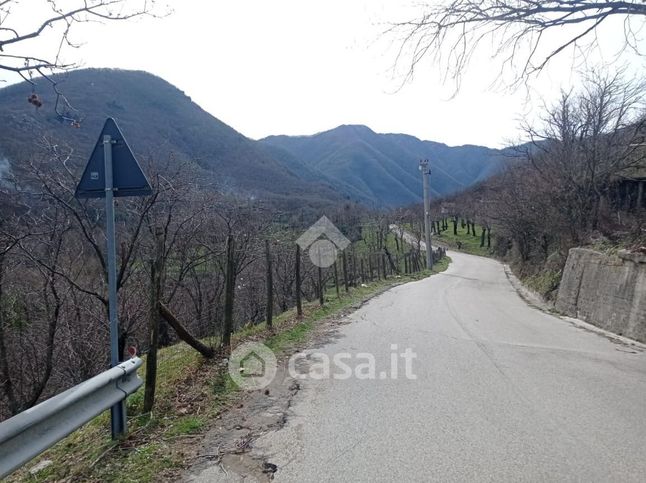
261,124,507,207
0,69,507,209
0,68,343,210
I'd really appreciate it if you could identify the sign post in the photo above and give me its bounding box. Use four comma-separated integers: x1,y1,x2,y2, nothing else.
103,133,126,437
75,118,152,439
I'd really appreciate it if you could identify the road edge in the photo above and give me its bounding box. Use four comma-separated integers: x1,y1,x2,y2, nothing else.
503,264,646,350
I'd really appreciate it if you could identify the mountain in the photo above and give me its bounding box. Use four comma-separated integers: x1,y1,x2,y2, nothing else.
0,68,508,211
261,125,508,207
0,68,342,210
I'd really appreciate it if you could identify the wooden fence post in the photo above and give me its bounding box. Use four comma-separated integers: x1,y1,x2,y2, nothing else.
333,259,340,298
342,251,349,292
222,234,236,348
295,244,303,318
318,266,324,306
265,239,273,329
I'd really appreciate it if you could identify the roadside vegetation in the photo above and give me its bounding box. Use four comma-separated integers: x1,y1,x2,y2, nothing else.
433,221,491,258
395,218,491,258
10,253,449,482
1,156,450,481
399,72,646,302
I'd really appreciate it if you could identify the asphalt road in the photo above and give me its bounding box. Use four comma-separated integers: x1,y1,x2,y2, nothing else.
256,251,646,482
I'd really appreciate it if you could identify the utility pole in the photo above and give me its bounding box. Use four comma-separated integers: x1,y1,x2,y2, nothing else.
419,159,433,269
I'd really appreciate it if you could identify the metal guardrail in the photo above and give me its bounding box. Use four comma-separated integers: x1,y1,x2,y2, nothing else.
0,357,143,478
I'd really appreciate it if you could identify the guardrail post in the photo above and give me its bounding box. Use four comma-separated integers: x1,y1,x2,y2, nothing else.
0,357,143,479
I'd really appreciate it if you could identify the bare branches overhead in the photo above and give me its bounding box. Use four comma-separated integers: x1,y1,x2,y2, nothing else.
390,1,646,89
0,1,167,125
0,0,164,80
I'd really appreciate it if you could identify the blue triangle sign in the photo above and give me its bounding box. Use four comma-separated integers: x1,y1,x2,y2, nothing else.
75,118,152,199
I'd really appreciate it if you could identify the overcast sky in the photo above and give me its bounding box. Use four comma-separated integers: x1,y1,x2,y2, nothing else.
4,0,646,148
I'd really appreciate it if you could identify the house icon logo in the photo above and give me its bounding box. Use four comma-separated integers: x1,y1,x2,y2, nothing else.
240,351,265,378
228,342,277,390
296,216,351,268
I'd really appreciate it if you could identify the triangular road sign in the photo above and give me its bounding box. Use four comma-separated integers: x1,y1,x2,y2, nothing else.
75,118,152,199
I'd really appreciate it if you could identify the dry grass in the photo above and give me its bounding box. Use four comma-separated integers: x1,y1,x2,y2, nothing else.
11,258,450,482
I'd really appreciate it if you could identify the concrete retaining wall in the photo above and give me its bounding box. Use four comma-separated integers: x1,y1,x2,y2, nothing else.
556,248,646,342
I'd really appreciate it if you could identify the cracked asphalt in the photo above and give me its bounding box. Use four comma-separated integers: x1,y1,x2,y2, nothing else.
253,251,646,482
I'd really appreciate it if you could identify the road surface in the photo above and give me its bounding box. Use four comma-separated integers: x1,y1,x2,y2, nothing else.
255,251,646,482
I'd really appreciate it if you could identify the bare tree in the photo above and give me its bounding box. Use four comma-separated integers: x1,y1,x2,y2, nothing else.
391,1,646,88
520,71,646,233
433,71,646,274
199,200,269,349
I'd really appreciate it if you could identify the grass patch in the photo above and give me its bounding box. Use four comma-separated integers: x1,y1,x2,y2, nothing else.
266,319,313,351
12,256,451,483
434,223,491,257
165,416,206,437
523,268,562,300
432,255,451,273
587,239,626,255
355,227,405,256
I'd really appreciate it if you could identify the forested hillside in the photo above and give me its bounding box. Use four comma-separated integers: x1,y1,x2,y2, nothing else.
0,70,506,210
0,68,343,212
262,124,508,206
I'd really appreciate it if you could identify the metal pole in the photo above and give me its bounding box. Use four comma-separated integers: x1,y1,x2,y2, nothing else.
419,159,433,269
103,134,127,439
